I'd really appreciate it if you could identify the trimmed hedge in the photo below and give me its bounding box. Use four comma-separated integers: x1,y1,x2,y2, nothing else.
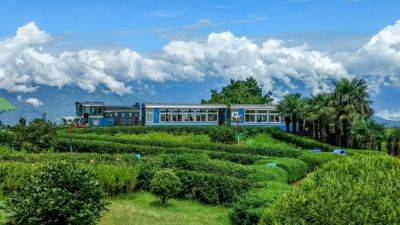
298,152,338,172
176,169,250,206
255,157,308,183
62,125,334,151
0,161,139,196
208,152,263,165
159,154,252,178
58,134,303,158
267,128,335,152
232,182,290,225
262,155,400,225
137,159,250,206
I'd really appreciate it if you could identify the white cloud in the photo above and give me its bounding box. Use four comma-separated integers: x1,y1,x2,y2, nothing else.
375,109,400,121
1,20,400,98
24,97,43,107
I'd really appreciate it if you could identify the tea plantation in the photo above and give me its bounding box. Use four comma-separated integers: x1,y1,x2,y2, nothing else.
0,125,397,225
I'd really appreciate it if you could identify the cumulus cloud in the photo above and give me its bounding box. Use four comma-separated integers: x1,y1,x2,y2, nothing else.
2,20,400,97
24,97,43,107
375,109,400,121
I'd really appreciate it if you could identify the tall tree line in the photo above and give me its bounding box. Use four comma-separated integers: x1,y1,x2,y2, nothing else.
277,78,388,151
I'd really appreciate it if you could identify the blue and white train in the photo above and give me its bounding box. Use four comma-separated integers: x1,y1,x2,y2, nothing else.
63,102,284,129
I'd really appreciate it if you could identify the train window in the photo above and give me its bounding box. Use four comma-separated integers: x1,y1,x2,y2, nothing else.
208,109,217,113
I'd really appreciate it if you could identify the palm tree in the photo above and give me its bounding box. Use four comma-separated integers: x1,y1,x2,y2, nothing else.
351,118,384,150
332,78,373,147
307,93,335,142
277,93,302,134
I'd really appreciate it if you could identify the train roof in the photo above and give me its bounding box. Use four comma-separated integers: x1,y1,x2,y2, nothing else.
144,103,227,109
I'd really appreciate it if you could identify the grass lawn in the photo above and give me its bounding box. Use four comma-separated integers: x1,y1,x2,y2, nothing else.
99,192,232,225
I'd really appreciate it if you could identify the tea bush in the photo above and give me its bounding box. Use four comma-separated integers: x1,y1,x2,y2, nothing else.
262,155,400,225
7,161,106,225
209,126,236,143
150,169,182,207
160,154,252,178
298,152,338,171
208,151,263,164
58,135,303,158
267,128,335,152
255,157,308,183
232,182,290,225
87,163,139,195
176,169,250,206
13,118,57,152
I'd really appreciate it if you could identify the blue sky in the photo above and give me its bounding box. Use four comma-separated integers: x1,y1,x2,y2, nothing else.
1,0,400,123
1,0,399,51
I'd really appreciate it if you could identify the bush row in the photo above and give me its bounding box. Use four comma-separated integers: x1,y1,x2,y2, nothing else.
137,159,250,206
232,182,290,225
59,134,303,158
261,155,400,225
267,128,335,152
60,125,335,151
159,154,252,178
0,161,139,196
208,152,262,164
254,157,308,183
297,152,338,172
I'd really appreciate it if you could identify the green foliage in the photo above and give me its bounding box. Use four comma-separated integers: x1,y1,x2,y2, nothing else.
87,163,139,196
160,154,252,178
176,170,250,206
262,155,400,225
201,77,273,104
13,118,57,152
208,152,262,165
57,135,303,158
267,128,334,152
209,126,236,144
7,161,106,225
298,152,338,171
150,169,182,207
232,182,290,225
0,162,38,195
255,157,308,183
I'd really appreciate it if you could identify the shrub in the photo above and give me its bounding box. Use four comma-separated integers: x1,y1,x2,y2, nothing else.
298,152,338,171
150,169,182,207
0,162,38,195
208,152,263,164
267,127,335,152
13,118,57,152
160,154,252,178
232,182,290,225
57,135,303,158
7,161,106,225
176,170,250,206
86,163,139,196
255,157,308,183
262,155,400,225
209,126,236,144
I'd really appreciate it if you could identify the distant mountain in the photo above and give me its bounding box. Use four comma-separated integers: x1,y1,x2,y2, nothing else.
372,116,400,127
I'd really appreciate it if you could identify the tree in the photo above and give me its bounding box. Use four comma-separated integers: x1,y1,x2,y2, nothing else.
150,169,182,207
7,161,107,225
277,93,302,134
13,118,57,152
332,78,373,147
201,77,273,104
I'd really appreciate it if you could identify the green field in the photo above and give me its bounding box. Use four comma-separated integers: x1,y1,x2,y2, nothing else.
99,192,232,225
0,125,395,225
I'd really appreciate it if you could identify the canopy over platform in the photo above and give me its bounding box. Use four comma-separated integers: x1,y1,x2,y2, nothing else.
0,97,16,112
